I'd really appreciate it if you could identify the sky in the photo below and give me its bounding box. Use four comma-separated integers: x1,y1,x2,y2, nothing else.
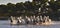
0,0,32,5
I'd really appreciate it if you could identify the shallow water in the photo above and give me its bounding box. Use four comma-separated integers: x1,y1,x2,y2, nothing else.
0,20,60,28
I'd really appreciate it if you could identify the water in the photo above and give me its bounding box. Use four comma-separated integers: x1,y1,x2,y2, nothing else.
0,20,60,28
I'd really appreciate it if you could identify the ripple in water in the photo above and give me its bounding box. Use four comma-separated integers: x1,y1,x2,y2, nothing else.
0,21,60,28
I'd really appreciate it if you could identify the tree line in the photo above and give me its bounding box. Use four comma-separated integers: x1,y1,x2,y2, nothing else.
0,0,60,21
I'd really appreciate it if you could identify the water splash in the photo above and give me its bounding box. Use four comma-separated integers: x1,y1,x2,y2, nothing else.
51,21,60,25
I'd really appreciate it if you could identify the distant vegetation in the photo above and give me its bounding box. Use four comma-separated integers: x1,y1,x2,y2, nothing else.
0,0,60,21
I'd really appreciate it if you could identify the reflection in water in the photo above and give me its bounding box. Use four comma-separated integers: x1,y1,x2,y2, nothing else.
0,20,60,28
